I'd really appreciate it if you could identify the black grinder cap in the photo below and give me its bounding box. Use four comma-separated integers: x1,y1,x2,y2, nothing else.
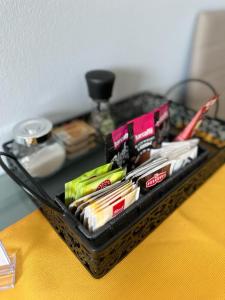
85,70,115,102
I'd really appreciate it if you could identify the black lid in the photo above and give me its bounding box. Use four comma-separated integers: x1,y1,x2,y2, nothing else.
85,70,115,101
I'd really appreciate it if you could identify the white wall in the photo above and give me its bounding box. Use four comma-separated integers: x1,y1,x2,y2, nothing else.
1,0,225,158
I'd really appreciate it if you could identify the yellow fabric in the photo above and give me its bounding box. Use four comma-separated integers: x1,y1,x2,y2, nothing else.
1,165,225,300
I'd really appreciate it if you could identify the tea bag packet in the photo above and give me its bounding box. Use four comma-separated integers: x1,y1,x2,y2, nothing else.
137,160,175,192
135,140,199,192
155,143,198,174
72,181,128,219
88,185,140,232
91,187,140,232
87,181,133,210
168,145,198,173
150,139,199,161
153,102,170,147
69,181,122,211
127,111,155,168
126,139,199,181
83,181,135,225
105,124,129,167
65,162,113,205
126,157,168,180
75,184,125,224
74,168,126,200
82,181,133,225
90,185,137,226
159,139,199,171
162,138,199,149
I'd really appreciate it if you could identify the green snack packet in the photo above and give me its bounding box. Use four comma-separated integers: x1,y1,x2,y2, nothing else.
75,168,126,200
65,163,113,205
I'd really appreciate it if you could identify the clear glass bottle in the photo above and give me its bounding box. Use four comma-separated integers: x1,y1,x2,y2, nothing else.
12,118,66,178
86,70,115,137
91,101,115,137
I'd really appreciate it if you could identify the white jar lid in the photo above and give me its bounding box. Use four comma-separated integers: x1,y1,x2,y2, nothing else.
13,118,53,146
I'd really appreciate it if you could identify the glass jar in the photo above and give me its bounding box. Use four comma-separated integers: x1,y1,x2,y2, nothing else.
85,70,115,137
12,118,66,178
91,101,115,137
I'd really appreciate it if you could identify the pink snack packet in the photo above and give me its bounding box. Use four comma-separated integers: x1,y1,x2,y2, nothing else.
127,111,155,167
175,95,219,141
105,124,129,167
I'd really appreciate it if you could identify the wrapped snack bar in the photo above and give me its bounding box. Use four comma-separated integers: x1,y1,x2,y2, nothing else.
175,95,219,141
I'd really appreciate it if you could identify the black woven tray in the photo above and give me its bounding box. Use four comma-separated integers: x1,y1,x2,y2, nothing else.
1,92,225,278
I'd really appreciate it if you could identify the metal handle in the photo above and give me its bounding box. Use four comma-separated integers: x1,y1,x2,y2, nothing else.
164,78,219,118
0,152,62,213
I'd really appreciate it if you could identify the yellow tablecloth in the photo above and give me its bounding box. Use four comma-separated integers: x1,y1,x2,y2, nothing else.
1,165,225,300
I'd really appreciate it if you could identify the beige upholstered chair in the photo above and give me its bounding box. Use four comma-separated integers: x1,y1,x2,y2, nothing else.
186,11,225,120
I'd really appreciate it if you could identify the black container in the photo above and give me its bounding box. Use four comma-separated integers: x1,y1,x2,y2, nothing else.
1,92,225,278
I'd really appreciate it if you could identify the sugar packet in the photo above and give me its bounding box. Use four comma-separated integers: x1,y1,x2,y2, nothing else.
85,184,140,232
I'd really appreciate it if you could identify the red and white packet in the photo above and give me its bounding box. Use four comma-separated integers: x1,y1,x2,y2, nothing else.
175,95,219,141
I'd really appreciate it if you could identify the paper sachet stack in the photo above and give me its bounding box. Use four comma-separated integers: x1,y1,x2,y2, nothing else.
65,139,198,232
54,120,97,159
69,180,140,232
126,139,199,192
65,163,139,232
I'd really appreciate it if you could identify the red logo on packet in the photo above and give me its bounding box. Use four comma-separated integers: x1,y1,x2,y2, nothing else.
113,199,125,217
146,171,167,188
96,179,111,191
